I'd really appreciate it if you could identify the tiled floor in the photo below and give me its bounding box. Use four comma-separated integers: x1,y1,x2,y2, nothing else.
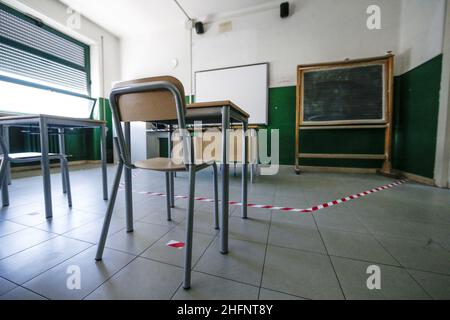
0,165,449,300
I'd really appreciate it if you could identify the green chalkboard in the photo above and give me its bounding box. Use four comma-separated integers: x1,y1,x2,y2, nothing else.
302,64,385,124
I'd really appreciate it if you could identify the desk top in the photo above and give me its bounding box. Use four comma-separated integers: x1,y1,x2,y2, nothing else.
0,114,106,127
187,101,249,118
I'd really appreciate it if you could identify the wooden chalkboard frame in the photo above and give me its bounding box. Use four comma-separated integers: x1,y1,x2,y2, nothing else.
295,54,395,174
297,57,391,126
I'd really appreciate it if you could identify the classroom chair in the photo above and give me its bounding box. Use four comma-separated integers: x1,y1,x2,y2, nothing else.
95,76,219,289
0,135,72,208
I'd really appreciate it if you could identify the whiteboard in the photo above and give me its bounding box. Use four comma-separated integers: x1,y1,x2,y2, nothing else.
195,63,268,125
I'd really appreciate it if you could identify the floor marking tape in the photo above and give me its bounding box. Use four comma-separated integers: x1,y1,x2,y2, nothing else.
119,179,407,214
166,240,185,249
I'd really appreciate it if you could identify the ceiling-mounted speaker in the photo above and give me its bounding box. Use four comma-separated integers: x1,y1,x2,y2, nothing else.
280,2,289,18
195,22,205,35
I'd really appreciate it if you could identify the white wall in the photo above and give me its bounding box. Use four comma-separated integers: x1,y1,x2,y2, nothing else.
120,23,191,94
6,0,121,98
193,0,402,87
397,0,446,75
434,0,450,188
120,23,190,162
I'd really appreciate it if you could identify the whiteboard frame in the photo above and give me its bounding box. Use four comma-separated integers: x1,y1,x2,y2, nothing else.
298,58,390,126
194,63,269,125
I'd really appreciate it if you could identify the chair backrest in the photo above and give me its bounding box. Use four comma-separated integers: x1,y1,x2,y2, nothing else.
113,76,186,122
109,76,191,168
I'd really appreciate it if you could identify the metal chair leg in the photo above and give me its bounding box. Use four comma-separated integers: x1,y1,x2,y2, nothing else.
212,163,219,230
183,165,196,289
61,166,67,194
96,161,124,261
0,158,9,207
170,172,175,208
63,158,72,208
165,172,172,221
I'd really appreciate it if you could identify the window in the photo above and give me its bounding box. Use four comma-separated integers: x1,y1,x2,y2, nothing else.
0,2,95,118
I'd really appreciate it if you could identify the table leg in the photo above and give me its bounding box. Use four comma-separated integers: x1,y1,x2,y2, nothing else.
39,117,53,219
221,106,230,254
242,122,248,219
3,126,11,185
124,122,134,232
101,125,108,200
0,125,9,207
58,128,67,194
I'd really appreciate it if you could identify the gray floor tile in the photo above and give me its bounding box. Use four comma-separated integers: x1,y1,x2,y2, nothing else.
34,212,102,234
8,205,74,227
271,194,309,209
268,223,326,254
173,272,259,300
315,208,369,233
358,216,441,242
0,220,27,238
0,286,47,300
194,238,266,286
138,206,186,227
0,236,91,284
376,236,450,275
259,288,305,300
408,270,450,300
320,228,399,265
85,257,182,300
141,227,214,268
0,228,56,260
331,256,430,300
262,246,344,300
63,217,125,244
232,207,271,222
0,202,53,221
228,216,270,244
0,277,17,296
23,247,135,300
105,221,172,255
177,210,220,236
270,211,316,228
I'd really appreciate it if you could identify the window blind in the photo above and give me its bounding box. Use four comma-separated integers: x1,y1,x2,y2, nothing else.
0,3,91,95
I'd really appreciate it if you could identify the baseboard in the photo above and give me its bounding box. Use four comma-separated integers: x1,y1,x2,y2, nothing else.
11,161,103,179
392,170,436,186
11,160,102,172
298,166,378,174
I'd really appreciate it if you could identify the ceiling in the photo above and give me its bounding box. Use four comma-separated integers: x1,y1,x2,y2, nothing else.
59,0,277,37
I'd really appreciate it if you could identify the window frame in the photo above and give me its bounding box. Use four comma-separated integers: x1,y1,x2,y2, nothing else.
0,2,93,101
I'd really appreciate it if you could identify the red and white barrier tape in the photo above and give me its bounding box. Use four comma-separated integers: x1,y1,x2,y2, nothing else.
120,179,407,214
305,179,408,213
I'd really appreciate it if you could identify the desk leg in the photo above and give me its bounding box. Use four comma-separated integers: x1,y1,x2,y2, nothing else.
3,126,11,186
58,128,67,194
39,117,53,219
242,122,248,219
124,123,134,232
0,125,9,207
101,125,108,200
221,106,230,254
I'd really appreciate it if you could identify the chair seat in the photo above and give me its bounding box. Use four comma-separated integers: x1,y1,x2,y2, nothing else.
134,158,186,172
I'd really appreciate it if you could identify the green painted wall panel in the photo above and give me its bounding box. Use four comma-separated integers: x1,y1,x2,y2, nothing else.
392,55,442,178
267,86,297,165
